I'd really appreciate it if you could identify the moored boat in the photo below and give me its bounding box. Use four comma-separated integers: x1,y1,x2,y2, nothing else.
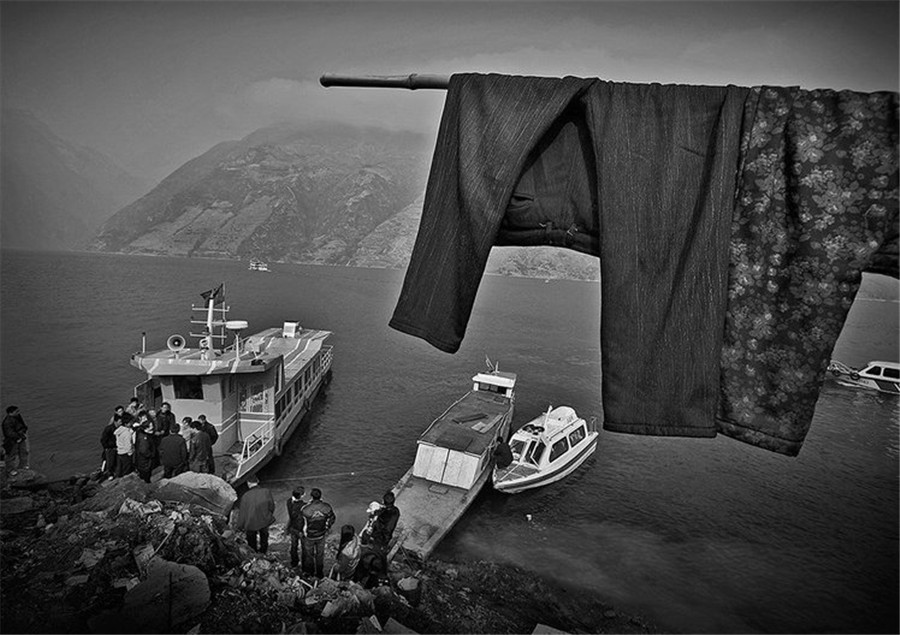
827,360,900,395
493,406,598,494
130,284,333,486
387,368,517,561
248,258,270,272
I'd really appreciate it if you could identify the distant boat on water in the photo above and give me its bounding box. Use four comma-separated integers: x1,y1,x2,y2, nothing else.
827,360,900,395
129,283,333,486
248,258,270,272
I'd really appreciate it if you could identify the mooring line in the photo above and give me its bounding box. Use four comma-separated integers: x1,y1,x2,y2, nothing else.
260,466,397,484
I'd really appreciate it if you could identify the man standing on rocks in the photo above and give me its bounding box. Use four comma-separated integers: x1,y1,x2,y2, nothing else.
370,491,400,556
236,477,276,554
301,488,336,578
2,405,29,473
286,487,307,569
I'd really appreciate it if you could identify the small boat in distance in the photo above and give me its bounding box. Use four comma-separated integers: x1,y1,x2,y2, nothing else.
248,258,270,272
827,360,900,395
493,406,598,494
387,368,517,561
130,284,333,486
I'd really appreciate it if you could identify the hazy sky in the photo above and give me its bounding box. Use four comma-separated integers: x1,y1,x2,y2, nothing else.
2,1,897,183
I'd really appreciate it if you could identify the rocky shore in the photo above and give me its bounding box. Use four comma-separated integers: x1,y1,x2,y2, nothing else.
0,469,658,634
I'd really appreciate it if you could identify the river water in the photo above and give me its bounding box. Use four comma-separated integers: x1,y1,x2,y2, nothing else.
1,249,897,633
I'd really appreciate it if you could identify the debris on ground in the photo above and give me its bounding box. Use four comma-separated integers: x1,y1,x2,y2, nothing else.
1,470,659,634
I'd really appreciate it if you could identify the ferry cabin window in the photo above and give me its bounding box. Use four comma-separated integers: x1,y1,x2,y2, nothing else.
477,382,506,395
549,437,570,462
173,376,203,400
527,441,546,465
883,367,899,379
568,426,586,446
510,438,526,460
864,366,882,376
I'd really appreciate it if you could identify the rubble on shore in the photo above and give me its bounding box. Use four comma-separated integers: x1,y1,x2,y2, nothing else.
1,469,658,634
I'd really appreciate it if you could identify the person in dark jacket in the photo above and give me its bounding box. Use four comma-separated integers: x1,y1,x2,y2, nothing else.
133,414,155,483
370,491,400,556
155,402,176,438
99,416,118,478
196,414,218,474
300,488,336,578
187,421,212,473
286,487,307,568
158,422,188,478
236,477,275,553
2,406,30,473
492,435,513,469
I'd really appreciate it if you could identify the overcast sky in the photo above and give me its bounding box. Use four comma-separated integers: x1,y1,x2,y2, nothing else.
2,1,897,183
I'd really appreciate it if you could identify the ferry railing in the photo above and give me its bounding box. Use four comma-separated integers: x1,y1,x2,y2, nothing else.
239,419,275,465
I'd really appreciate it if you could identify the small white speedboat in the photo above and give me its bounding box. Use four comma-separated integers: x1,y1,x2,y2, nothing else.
827,360,900,395
493,406,598,494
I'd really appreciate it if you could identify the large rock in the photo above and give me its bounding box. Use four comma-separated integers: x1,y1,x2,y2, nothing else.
153,472,236,517
0,496,34,515
88,558,210,633
74,473,154,513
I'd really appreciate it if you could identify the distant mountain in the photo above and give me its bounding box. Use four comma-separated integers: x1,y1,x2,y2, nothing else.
91,121,600,280
92,123,430,264
1,109,148,251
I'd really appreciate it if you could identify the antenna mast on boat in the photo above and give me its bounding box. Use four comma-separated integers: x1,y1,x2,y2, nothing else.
191,283,228,350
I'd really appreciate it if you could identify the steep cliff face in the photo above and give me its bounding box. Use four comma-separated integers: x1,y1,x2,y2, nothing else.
0,109,148,251
92,124,429,264
91,121,600,280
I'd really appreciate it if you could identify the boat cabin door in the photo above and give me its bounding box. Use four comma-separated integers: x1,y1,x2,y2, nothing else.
134,377,163,412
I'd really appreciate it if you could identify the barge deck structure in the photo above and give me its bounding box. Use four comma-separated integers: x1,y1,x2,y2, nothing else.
130,284,333,487
388,370,517,562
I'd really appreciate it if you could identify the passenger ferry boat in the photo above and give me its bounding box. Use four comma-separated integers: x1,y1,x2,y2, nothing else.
130,284,333,486
827,360,900,395
493,406,598,494
387,368,517,561
248,258,270,272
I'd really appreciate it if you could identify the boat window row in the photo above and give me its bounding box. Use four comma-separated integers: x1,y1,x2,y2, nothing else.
865,365,900,379
275,354,325,419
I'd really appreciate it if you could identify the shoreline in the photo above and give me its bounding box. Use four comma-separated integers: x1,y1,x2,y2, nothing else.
0,469,660,634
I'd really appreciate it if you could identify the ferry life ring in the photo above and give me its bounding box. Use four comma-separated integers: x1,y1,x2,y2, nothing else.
850,371,860,381
830,369,841,377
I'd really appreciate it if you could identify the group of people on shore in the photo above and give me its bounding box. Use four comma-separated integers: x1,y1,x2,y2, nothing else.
235,479,400,587
100,397,220,482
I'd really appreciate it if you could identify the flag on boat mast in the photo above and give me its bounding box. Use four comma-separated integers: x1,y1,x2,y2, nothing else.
201,283,224,305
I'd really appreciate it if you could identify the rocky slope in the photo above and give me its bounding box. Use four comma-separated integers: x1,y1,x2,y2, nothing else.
91,123,430,265
91,121,601,280
1,469,656,634
1,109,148,251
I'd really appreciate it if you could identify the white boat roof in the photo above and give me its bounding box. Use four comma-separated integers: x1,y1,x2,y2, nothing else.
864,361,900,369
472,371,517,388
516,406,584,438
131,327,331,377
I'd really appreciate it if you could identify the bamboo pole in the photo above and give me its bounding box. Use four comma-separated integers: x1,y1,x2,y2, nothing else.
319,73,450,90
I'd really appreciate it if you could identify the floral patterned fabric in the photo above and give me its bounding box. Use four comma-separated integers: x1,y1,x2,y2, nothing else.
717,87,899,455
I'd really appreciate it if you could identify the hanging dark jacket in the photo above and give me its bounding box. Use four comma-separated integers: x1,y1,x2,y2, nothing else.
390,73,898,456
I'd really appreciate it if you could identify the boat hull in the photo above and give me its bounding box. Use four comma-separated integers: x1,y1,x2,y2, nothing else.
831,375,900,395
387,465,491,562
494,434,598,494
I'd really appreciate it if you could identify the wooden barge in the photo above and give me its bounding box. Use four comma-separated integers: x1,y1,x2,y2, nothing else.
388,370,517,561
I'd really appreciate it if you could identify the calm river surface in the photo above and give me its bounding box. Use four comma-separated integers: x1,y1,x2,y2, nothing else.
1,250,897,633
